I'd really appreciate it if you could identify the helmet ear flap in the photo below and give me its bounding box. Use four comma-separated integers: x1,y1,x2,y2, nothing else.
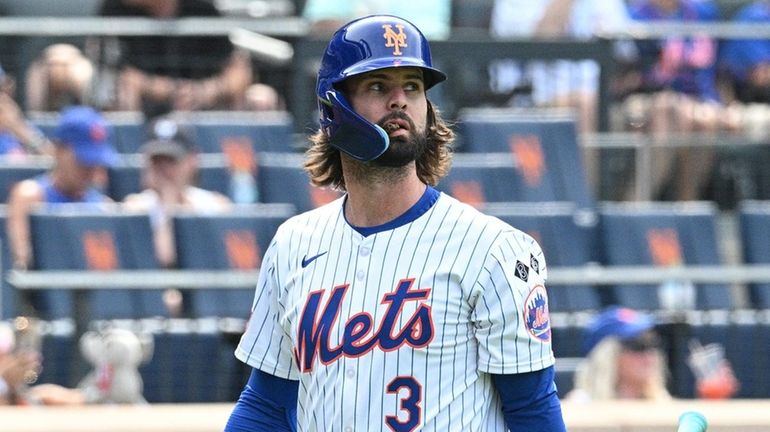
323,90,390,162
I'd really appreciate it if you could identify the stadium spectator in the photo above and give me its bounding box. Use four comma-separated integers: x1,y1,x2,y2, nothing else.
720,0,770,104
568,307,739,402
490,0,633,133
244,82,285,111
567,307,671,401
719,1,770,136
6,106,116,272
122,117,231,316
122,117,231,268
0,65,53,157
0,321,41,405
489,0,633,194
0,320,84,406
617,0,735,201
301,0,451,39
98,0,257,117
24,44,95,112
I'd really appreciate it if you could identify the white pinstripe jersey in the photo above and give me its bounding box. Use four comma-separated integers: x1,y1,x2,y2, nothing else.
235,190,555,432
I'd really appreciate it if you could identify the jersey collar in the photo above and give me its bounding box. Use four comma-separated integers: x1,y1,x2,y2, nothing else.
345,186,440,237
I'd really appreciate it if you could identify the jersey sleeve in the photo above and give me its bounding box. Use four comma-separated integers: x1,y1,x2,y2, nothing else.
472,229,555,375
235,237,300,380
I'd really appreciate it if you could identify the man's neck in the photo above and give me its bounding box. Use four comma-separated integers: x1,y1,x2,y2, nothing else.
342,158,426,228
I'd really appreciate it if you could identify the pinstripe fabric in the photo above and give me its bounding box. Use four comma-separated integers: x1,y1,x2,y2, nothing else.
235,193,555,431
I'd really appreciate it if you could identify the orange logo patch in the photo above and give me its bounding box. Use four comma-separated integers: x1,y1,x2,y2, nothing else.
221,137,256,173
225,230,261,269
310,187,341,208
647,228,683,266
82,231,118,270
510,134,545,187
449,181,485,207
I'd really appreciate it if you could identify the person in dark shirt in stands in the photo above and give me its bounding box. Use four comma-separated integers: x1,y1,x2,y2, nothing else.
98,0,255,116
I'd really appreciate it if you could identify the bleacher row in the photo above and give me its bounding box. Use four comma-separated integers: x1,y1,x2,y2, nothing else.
5,108,770,402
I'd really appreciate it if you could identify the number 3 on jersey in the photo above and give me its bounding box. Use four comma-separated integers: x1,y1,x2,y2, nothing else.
385,376,422,432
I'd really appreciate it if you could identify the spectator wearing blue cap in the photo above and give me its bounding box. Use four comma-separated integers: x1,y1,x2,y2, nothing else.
566,307,671,402
6,105,118,270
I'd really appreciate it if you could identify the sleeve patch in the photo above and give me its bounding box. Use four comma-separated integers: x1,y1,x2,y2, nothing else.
523,285,551,342
530,254,540,274
514,260,529,282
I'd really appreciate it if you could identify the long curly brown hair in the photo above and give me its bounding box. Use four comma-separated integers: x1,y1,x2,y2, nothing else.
304,101,455,191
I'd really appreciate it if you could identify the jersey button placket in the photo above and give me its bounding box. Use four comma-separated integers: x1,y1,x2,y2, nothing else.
355,243,371,282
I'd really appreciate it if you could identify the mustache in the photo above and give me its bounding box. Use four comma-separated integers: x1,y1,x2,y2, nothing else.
377,111,414,131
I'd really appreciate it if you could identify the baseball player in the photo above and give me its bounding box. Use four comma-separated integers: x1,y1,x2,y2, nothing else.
225,15,566,432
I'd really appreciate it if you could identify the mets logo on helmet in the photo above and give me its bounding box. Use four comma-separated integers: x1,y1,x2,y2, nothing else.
382,24,407,55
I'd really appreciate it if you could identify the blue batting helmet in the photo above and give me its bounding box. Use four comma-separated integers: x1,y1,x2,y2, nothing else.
316,15,447,161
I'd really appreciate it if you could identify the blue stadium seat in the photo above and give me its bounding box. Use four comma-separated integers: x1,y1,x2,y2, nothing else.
484,202,601,312
172,204,296,318
141,324,225,403
456,108,594,209
107,154,231,201
257,153,342,212
738,201,770,308
599,202,731,310
437,153,532,204
181,111,295,154
28,207,165,319
37,324,78,388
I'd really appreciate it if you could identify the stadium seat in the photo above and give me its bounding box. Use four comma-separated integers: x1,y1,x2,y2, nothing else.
28,206,164,320
456,108,594,209
598,202,732,310
141,323,225,403
437,153,530,205
484,202,601,312
172,204,296,318
106,154,232,201
257,152,342,212
37,323,78,388
738,200,770,308
180,111,295,154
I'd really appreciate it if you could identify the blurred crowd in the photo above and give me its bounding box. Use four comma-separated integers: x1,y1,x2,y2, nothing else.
0,0,767,202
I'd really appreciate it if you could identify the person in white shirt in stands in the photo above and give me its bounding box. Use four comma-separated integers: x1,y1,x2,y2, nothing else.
123,117,231,269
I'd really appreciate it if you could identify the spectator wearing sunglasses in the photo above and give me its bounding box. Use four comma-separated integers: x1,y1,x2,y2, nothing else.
566,307,671,402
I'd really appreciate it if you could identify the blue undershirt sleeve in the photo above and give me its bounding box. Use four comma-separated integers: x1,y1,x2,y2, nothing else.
492,366,566,432
224,368,299,432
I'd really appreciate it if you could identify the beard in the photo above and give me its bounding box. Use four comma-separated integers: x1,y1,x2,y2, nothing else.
372,111,428,168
